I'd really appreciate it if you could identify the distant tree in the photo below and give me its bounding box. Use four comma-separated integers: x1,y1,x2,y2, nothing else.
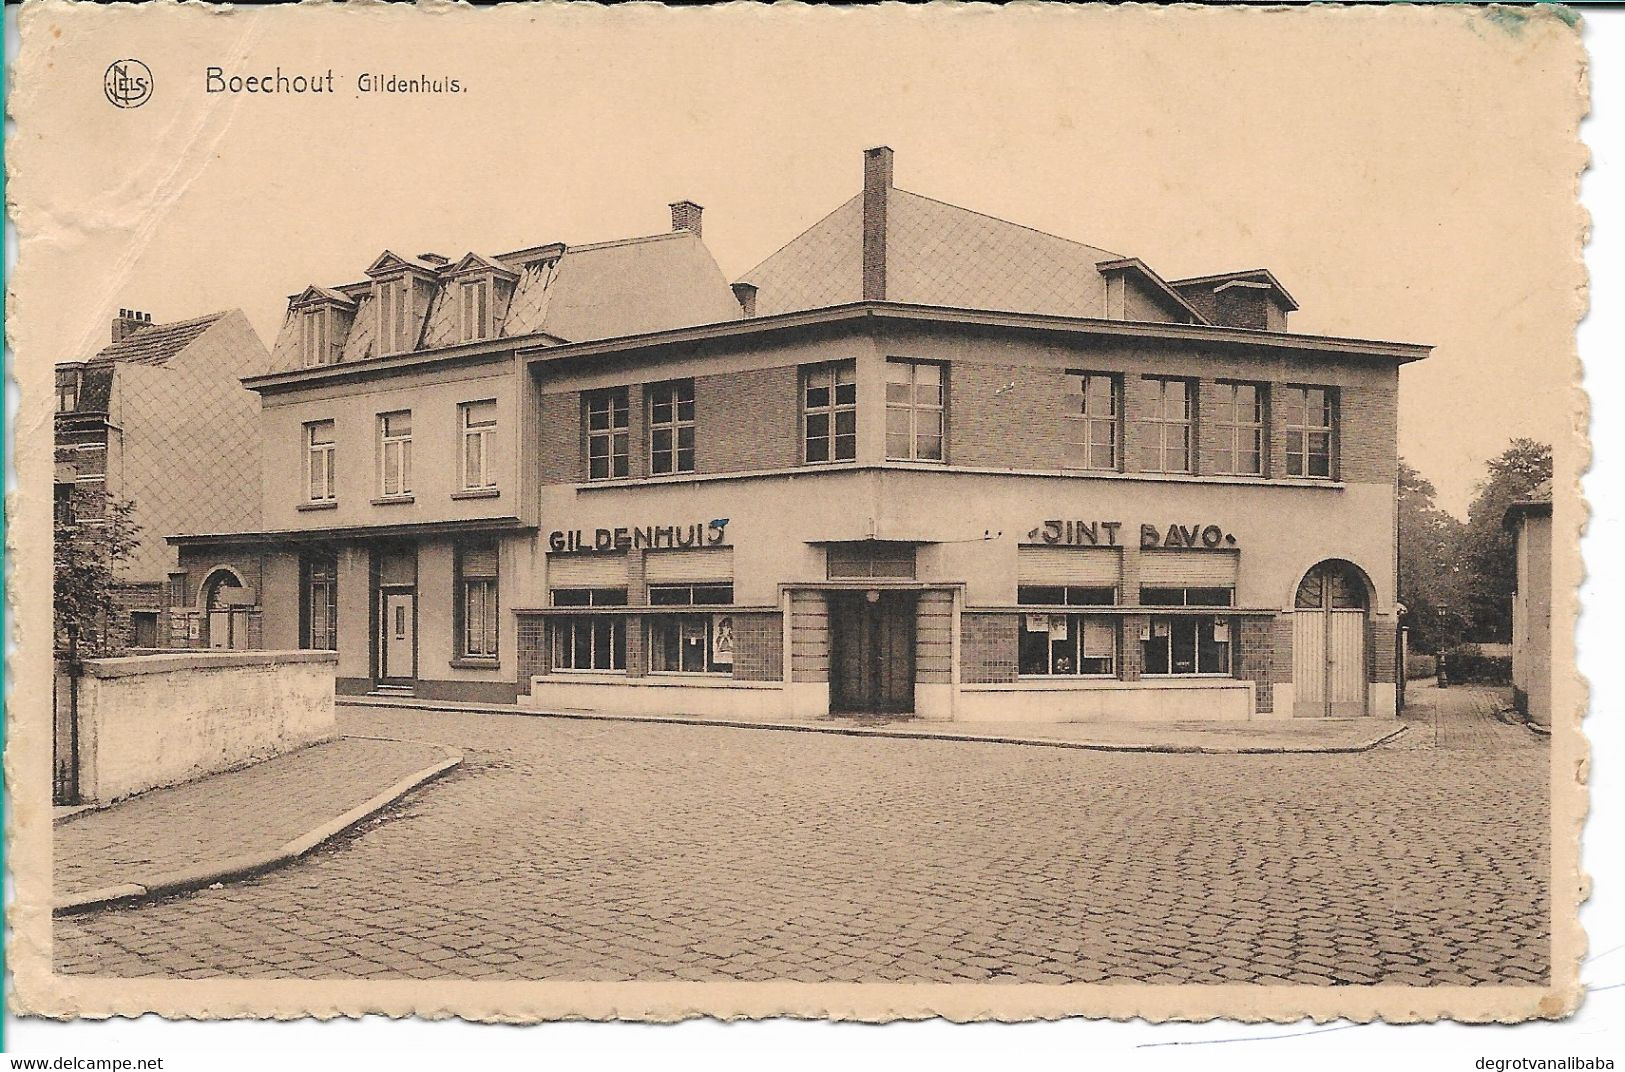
1457,439,1553,643
54,494,143,656
1397,459,1468,653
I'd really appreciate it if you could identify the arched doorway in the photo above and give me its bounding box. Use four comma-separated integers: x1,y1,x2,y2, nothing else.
200,568,251,651
1292,560,1370,718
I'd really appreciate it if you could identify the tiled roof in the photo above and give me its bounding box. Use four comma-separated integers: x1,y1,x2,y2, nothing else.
93,312,229,366
741,187,1130,320
270,231,740,370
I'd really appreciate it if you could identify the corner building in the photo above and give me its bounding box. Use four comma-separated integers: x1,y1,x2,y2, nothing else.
174,149,1426,721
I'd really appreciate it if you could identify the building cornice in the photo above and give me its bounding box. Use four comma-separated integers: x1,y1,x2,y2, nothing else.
167,516,535,547
520,301,1432,369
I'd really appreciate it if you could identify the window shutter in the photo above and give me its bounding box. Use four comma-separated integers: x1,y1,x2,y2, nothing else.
644,548,734,583
1138,550,1238,587
548,553,629,589
461,545,499,578
1017,547,1122,587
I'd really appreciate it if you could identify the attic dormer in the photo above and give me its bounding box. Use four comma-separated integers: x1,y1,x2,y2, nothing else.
365,251,440,355
446,253,520,343
290,285,357,368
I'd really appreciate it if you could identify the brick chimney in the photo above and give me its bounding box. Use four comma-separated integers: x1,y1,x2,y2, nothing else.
862,146,893,301
731,282,758,319
112,308,152,343
669,200,704,237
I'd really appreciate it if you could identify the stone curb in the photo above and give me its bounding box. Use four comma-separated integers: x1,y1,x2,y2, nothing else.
341,697,1407,756
53,751,462,916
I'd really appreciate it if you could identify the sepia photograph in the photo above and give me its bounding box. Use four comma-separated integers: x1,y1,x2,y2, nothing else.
5,0,1593,1039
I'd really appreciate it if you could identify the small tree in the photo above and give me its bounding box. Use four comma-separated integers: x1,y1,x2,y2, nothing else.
1457,439,1552,643
54,494,143,656
1397,459,1469,653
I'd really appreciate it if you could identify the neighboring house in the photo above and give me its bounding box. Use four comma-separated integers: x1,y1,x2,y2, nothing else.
173,148,1427,722
54,308,268,653
1505,478,1553,728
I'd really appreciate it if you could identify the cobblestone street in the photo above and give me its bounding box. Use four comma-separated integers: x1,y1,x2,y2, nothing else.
54,684,1550,985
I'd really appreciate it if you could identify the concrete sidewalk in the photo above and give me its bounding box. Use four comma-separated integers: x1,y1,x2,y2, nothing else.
340,695,1406,754
54,736,461,914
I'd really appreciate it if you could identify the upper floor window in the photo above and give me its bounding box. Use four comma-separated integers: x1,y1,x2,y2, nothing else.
885,359,944,462
649,380,696,475
585,389,630,480
375,279,413,354
300,308,340,367
1136,377,1194,474
56,370,80,412
378,411,413,497
804,363,857,463
1283,386,1335,479
459,278,492,343
460,400,498,490
305,420,337,503
1065,372,1120,471
53,482,74,524
1212,382,1265,476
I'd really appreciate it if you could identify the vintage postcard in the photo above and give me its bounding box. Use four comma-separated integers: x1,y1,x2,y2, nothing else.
6,0,1588,1024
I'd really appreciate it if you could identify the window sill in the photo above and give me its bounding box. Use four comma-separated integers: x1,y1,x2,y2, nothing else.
370,495,415,506
450,656,501,670
297,501,338,512
451,487,501,501
964,677,1245,692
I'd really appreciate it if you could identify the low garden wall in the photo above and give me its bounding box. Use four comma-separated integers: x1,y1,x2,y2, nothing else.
69,650,338,804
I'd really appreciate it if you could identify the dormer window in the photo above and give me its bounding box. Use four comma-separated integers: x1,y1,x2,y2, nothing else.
376,278,413,354
459,278,492,342
300,307,340,367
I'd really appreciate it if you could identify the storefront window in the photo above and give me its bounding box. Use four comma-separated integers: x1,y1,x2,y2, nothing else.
1020,614,1116,677
1142,616,1232,675
649,583,733,606
551,616,626,672
648,614,734,674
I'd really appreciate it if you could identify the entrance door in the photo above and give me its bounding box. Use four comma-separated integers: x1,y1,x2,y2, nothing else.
829,591,916,714
381,591,416,682
1292,561,1369,718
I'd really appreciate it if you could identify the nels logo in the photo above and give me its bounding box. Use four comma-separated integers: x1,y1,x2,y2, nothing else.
104,59,153,109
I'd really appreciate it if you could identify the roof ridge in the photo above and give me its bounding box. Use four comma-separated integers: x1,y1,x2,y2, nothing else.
563,231,688,255
890,186,1126,261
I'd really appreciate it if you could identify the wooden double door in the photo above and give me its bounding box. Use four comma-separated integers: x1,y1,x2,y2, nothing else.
829,591,916,714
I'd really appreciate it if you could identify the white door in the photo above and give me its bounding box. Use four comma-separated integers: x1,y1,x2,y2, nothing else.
382,592,415,680
208,611,232,650
1292,561,1370,718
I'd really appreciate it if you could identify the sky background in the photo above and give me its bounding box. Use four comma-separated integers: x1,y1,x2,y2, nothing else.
13,3,1586,516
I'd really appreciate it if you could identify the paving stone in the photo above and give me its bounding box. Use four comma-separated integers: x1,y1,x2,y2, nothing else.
54,684,1547,986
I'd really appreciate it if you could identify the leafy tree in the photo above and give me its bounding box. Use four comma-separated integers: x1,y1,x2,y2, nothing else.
1397,459,1468,653
1457,439,1553,643
54,493,143,656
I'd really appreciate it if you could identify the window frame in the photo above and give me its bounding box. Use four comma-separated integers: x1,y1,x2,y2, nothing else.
1136,376,1195,474
648,380,697,475
1141,614,1234,676
1064,371,1121,472
299,554,339,651
377,410,413,498
304,419,338,504
1019,613,1118,678
375,278,413,355
550,615,627,672
1283,385,1337,479
803,362,858,464
647,612,734,675
300,306,339,368
56,370,81,413
584,388,631,480
885,359,946,462
459,399,499,491
458,277,492,343
1212,381,1266,476
454,542,500,661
